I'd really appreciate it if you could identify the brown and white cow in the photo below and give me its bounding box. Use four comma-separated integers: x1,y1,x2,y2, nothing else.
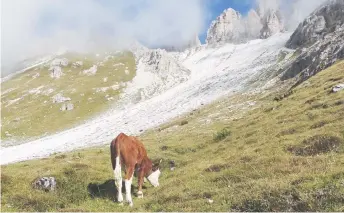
110,133,161,207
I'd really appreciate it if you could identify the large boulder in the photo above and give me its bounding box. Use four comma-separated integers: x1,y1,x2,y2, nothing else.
49,66,63,79
52,93,71,103
32,177,56,192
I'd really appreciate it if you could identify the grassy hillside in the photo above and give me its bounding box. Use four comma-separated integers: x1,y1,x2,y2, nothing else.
1,52,136,144
1,61,344,212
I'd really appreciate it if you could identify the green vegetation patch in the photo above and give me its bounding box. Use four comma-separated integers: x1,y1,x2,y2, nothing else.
1,52,136,143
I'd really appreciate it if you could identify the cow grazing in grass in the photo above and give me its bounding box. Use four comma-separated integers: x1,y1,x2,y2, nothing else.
110,133,161,207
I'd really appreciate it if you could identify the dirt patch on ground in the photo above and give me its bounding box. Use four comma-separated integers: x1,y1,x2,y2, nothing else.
204,163,230,172
310,121,327,129
287,135,343,156
231,189,312,212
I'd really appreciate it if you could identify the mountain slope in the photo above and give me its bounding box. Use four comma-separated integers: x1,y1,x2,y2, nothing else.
281,0,344,84
2,60,343,212
0,33,291,165
1,52,136,145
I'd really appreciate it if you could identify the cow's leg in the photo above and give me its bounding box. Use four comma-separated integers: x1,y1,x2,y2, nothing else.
137,170,145,199
124,166,135,207
113,156,123,204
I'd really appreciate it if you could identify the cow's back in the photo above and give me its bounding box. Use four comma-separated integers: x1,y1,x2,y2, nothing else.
111,133,147,167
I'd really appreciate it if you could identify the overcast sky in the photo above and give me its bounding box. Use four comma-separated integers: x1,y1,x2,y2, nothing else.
1,0,327,74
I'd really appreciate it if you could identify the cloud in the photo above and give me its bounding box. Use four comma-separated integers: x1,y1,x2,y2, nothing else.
1,0,207,72
255,0,328,30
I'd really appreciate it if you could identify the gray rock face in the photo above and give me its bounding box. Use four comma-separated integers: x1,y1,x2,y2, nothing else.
206,6,284,45
286,0,344,49
281,0,344,83
206,8,242,44
32,177,56,192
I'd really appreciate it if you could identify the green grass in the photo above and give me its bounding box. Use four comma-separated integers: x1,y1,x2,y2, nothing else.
1,61,344,212
1,52,136,143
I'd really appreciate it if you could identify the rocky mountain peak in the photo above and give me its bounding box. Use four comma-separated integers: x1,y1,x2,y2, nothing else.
206,6,285,45
281,0,344,83
260,9,284,39
206,8,242,44
286,0,344,49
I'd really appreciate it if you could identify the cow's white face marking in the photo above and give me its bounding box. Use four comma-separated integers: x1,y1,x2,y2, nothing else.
147,169,161,187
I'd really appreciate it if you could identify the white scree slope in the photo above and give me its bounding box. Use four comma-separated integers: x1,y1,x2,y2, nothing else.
0,33,290,165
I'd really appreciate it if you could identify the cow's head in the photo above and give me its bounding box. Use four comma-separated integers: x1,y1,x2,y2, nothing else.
147,159,162,187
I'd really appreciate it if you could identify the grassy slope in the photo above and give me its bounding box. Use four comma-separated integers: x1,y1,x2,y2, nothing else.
1,61,344,212
1,52,136,144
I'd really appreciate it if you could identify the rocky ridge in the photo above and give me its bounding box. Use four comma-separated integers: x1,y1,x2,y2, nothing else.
281,0,344,83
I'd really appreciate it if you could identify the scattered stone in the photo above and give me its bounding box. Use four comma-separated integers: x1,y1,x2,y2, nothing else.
51,58,69,67
66,103,74,111
125,69,130,75
103,77,108,82
60,103,66,111
111,84,120,90
52,93,71,103
4,131,11,137
60,103,74,111
72,61,83,68
13,118,20,122
83,65,98,75
160,146,168,151
169,160,176,171
32,73,40,79
332,83,344,93
32,177,56,192
49,66,63,78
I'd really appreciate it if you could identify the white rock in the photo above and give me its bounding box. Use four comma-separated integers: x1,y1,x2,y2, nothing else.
60,103,74,111
72,61,83,68
83,65,98,76
125,69,130,75
66,103,74,111
51,58,69,67
103,77,108,82
49,66,63,78
32,73,40,79
32,177,56,191
332,83,344,92
52,93,71,103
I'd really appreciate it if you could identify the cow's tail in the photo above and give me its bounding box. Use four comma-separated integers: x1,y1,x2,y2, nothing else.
110,136,120,170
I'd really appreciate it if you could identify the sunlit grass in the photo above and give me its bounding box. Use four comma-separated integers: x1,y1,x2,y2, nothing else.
1,61,344,211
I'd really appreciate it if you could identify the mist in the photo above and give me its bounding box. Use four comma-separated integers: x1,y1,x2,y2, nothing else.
1,0,207,75
1,0,329,76
255,0,328,30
